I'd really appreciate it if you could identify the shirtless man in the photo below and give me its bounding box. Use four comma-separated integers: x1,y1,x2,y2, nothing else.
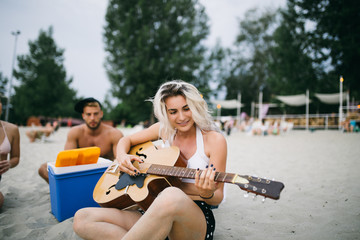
38,97,123,183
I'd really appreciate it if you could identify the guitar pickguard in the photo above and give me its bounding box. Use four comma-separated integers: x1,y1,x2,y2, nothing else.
115,173,147,190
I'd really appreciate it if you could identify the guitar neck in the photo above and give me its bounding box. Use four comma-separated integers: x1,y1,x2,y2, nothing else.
147,164,237,184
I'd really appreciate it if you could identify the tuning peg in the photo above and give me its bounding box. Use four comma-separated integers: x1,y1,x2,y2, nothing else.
244,192,249,198
262,197,266,203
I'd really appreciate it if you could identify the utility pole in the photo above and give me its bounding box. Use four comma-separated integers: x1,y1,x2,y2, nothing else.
5,30,21,122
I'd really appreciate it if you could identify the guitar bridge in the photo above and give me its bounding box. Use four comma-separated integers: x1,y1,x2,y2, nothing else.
107,163,119,173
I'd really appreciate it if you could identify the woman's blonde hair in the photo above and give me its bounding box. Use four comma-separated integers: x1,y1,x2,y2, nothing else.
152,80,219,141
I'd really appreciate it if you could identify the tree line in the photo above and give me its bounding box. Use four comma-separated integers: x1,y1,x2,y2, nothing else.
1,0,359,125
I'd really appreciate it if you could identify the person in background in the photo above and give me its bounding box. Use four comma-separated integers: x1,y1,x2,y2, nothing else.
25,120,59,142
38,97,124,183
73,80,227,240
0,99,20,208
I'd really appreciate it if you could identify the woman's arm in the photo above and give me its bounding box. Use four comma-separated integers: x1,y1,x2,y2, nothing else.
0,123,20,175
9,124,20,169
195,131,227,206
115,122,161,176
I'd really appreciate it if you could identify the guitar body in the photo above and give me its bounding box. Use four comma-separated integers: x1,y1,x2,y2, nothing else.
94,142,285,210
93,142,183,210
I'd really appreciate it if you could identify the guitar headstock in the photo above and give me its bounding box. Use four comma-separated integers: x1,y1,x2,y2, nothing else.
234,175,284,200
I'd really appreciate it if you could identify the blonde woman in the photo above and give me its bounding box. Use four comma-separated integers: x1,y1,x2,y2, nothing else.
73,80,227,240
0,99,20,208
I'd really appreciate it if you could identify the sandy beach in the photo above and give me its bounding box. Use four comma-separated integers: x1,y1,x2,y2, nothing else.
0,127,359,240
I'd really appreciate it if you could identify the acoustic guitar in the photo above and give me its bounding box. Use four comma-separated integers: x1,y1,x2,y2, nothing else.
93,141,285,211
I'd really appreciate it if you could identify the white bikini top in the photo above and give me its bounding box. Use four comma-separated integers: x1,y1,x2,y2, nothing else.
0,121,11,155
159,125,210,183
186,127,209,168
182,127,210,183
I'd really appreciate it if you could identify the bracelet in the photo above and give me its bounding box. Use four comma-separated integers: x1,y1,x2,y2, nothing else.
200,193,214,199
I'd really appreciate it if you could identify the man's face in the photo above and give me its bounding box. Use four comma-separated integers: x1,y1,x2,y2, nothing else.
82,105,103,130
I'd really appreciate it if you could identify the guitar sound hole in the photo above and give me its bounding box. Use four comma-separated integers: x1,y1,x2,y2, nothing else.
106,184,116,195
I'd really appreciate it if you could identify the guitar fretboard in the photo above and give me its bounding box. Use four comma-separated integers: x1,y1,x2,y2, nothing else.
147,164,236,183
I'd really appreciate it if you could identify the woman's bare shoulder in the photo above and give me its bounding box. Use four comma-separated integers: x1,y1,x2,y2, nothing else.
3,121,19,133
203,130,225,142
203,130,226,150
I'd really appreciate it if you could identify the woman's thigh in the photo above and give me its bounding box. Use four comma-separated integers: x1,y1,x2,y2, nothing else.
150,187,208,240
75,207,142,231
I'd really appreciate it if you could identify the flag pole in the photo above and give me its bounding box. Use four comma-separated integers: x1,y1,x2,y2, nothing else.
339,76,343,130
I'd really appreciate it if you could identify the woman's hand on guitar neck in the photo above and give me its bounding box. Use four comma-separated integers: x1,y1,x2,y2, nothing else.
195,165,217,200
116,154,144,177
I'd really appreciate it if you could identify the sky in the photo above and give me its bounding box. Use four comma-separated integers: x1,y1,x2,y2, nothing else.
0,0,286,103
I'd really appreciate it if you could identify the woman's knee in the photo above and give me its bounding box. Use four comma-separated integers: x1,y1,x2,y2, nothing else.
73,208,92,233
153,187,188,213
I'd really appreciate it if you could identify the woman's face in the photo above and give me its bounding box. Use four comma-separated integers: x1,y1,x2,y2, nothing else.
165,95,194,132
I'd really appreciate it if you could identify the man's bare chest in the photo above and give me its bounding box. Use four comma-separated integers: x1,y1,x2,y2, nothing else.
78,135,113,159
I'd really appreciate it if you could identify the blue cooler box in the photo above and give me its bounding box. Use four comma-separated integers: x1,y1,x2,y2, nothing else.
48,158,112,222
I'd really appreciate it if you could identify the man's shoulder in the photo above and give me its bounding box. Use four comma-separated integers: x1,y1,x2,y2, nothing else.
102,123,122,133
101,124,124,140
68,124,85,135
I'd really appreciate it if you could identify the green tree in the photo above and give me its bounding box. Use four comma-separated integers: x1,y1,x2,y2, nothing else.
222,8,279,114
104,0,209,124
11,27,77,124
269,2,318,95
0,72,8,120
291,0,360,98
0,72,8,98
266,2,325,114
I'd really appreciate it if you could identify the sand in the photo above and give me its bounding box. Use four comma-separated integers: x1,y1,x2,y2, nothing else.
0,127,359,240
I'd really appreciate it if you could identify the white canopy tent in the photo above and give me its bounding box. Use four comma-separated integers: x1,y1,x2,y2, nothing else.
315,91,350,129
275,90,310,129
275,90,351,130
210,99,242,109
212,76,352,130
314,92,348,104
210,93,244,122
275,94,310,106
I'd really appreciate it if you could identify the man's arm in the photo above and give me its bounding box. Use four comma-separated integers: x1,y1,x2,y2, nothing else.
64,126,80,150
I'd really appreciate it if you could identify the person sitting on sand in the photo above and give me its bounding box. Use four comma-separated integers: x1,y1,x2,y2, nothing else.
38,97,124,183
0,100,20,209
73,80,227,240
26,121,59,142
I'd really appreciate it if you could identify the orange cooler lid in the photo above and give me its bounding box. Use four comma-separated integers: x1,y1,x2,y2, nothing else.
55,147,101,167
